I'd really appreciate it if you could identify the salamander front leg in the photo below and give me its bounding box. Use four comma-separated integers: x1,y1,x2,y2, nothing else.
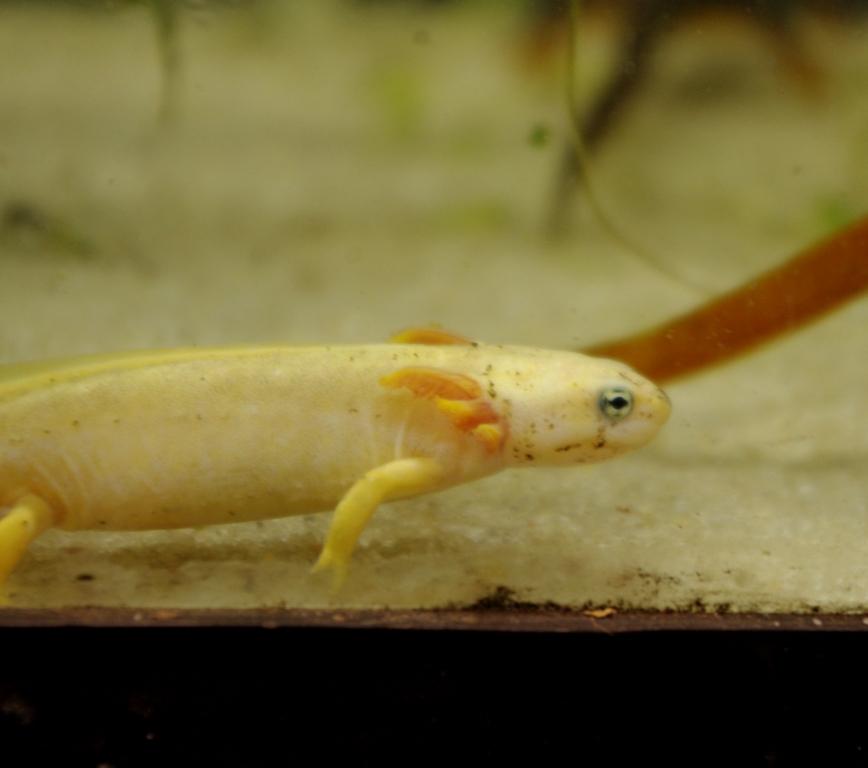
0,494,57,596
312,458,444,590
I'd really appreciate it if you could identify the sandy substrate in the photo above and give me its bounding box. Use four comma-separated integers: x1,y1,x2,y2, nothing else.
1,1,867,611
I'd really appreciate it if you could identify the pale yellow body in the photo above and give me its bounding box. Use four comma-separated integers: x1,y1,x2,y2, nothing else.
0,332,670,592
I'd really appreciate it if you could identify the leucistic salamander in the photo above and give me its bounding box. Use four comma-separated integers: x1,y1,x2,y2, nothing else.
0,328,670,593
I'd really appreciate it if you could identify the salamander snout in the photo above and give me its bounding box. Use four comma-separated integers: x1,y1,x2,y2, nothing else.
600,378,670,451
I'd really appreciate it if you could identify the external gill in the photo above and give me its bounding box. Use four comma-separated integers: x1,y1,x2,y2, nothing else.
379,366,506,453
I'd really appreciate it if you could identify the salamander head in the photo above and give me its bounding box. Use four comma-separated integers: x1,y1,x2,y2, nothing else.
499,350,670,467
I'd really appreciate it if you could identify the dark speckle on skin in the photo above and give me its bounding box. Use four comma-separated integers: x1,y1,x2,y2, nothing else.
555,442,583,453
71,419,80,427
524,453,535,461
593,426,607,449
75,573,95,582
617,371,642,388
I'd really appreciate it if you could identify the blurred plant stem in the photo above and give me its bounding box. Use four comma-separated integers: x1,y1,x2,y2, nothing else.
150,0,181,124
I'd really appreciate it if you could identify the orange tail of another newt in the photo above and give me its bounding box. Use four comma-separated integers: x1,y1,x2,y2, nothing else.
585,214,868,383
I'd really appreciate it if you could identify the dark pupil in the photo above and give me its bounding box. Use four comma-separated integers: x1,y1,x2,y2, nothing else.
608,396,628,410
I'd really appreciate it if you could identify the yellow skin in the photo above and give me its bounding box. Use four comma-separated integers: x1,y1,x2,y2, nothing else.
0,329,670,593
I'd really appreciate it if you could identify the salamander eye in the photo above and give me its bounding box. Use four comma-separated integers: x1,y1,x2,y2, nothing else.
598,386,633,422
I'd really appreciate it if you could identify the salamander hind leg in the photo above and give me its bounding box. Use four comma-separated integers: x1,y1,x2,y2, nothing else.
311,458,444,591
0,494,57,598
